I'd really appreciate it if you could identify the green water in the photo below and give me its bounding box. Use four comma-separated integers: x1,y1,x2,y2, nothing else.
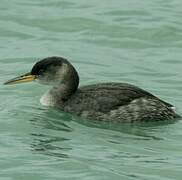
1,0,182,179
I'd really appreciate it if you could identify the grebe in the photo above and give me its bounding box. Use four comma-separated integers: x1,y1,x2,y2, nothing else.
4,56,179,122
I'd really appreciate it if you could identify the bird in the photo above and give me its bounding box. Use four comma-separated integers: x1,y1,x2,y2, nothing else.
4,56,179,122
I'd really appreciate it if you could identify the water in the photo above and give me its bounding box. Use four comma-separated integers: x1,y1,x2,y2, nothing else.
1,0,182,179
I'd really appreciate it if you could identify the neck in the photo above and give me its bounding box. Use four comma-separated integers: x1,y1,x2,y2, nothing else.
40,63,79,107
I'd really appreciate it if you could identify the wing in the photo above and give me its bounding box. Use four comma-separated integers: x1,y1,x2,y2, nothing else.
63,82,172,115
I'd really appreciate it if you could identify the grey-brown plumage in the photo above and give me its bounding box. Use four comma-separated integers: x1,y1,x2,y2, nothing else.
63,83,178,122
4,56,179,122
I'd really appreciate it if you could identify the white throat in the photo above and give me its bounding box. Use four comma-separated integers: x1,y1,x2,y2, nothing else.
40,90,55,107
40,84,68,107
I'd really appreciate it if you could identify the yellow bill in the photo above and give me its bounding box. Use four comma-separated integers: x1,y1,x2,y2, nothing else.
4,73,36,85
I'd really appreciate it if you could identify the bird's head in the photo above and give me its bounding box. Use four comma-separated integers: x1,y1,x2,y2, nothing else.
4,56,78,87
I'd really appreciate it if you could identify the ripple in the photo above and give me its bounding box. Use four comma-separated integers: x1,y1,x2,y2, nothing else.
1,0,182,179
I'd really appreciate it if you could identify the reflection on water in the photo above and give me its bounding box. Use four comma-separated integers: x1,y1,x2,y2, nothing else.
30,108,73,132
30,108,73,159
29,107,177,159
31,133,70,158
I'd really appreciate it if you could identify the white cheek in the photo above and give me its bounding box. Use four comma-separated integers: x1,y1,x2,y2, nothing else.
36,76,56,86
35,77,48,85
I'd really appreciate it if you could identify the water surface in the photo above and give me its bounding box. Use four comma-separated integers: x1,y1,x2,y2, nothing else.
1,0,182,179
